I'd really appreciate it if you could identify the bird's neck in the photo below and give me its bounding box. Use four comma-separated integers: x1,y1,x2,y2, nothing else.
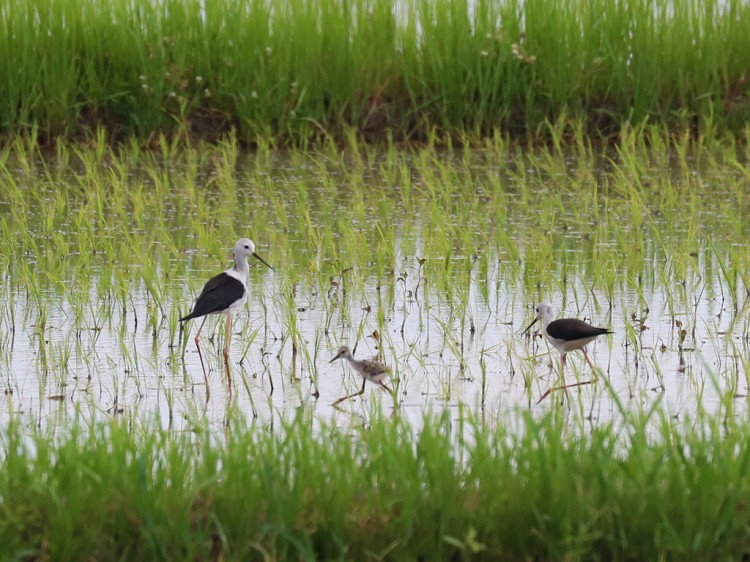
231,254,249,282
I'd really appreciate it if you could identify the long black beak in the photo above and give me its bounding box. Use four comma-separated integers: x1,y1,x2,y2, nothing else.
329,353,342,364
521,316,539,335
253,252,274,271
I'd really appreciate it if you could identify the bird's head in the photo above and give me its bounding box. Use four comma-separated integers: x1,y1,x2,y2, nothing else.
235,238,274,271
329,345,351,363
522,301,555,334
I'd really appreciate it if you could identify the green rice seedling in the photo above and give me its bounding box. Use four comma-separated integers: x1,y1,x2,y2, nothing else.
712,244,740,309
2,126,750,439
51,339,72,375
478,351,489,410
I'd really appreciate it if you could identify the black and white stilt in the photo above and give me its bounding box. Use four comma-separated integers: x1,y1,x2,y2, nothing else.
522,301,612,403
329,345,392,406
180,238,273,389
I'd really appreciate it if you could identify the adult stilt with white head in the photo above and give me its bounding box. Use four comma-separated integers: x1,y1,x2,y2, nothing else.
523,301,612,403
180,238,273,391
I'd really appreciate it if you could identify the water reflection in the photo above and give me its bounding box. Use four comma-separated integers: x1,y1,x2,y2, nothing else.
3,245,748,435
1,150,748,437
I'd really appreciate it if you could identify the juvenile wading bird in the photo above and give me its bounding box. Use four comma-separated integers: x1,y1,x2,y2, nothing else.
522,301,612,403
329,345,392,406
180,238,273,389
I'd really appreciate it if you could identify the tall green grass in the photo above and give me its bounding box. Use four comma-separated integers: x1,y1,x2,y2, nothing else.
1,0,749,143
3,409,750,560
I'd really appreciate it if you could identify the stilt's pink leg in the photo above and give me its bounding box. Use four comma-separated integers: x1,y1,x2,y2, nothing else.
223,313,232,391
537,348,600,404
332,378,367,407
194,316,210,389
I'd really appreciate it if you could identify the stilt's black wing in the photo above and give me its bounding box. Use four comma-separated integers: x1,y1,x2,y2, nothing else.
180,273,245,321
546,318,611,342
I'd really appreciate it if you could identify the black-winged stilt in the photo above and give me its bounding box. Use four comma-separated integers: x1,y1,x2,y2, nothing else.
522,301,612,403
180,238,273,387
329,345,392,406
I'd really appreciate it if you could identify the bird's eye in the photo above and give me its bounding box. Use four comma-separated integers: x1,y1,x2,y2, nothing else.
244,245,250,249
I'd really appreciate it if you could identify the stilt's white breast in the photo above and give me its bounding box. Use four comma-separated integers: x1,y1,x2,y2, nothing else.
223,268,247,313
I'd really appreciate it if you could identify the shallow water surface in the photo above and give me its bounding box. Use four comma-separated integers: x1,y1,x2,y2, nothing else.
1,147,749,435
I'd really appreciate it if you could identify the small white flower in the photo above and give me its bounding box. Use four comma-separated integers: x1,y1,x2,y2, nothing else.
251,91,258,99
195,75,203,83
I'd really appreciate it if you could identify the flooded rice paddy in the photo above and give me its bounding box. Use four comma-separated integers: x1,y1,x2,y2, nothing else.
1,142,749,435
